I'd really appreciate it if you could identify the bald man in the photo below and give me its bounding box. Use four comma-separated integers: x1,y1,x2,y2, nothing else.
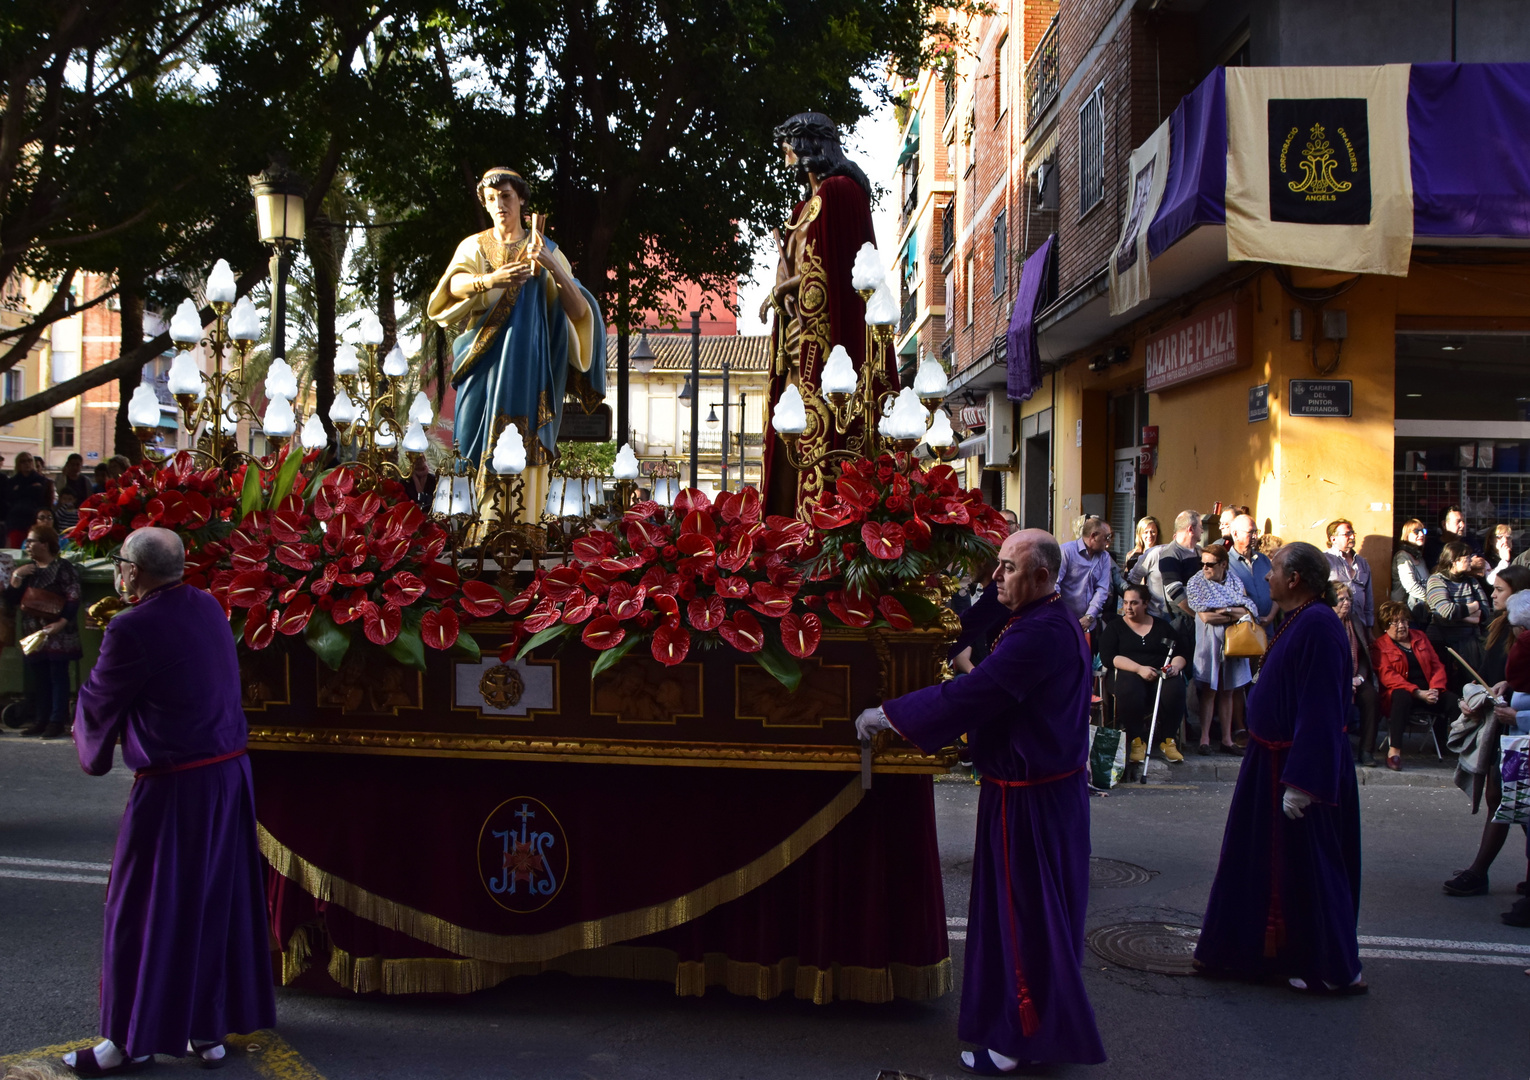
66,527,274,1073
857,530,1105,1073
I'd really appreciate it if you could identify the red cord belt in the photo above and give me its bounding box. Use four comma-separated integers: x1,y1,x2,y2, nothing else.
134,747,246,780
982,763,1086,1038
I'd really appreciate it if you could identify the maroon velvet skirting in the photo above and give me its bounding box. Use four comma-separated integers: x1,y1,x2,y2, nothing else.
254,751,951,1003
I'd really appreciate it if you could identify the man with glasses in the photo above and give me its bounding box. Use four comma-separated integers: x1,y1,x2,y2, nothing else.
1056,517,1114,635
1324,519,1373,638
64,528,275,1074
1227,514,1274,626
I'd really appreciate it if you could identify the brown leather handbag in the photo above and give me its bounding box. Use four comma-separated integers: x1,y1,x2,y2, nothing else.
20,587,65,618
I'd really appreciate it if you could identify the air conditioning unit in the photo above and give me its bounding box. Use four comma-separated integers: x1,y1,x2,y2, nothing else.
984,389,1014,467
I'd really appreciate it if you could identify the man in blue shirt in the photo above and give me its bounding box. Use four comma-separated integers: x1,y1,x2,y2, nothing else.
1056,517,1114,633
1226,514,1274,625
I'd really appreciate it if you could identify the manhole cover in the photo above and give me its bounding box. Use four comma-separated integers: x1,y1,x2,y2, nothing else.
1087,921,1200,975
1089,857,1154,889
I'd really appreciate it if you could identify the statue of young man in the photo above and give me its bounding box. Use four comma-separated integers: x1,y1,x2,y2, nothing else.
428,168,605,522
761,113,887,516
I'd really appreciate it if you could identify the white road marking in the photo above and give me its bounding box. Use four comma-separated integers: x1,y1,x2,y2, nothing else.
1358,933,1530,957
0,855,111,872
1359,948,1525,966
0,868,108,885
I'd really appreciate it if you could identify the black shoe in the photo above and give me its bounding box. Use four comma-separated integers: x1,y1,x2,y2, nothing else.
1359,751,1378,767
1443,869,1490,897
1197,743,1212,756
39,722,66,740
18,721,46,737
1218,742,1245,757
1501,896,1530,927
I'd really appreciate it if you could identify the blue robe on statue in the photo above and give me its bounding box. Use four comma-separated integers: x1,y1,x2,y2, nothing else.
74,583,276,1057
1194,600,1363,987
884,593,1106,1065
428,231,605,513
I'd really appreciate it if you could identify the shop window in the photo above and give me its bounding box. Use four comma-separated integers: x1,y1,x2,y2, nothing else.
992,210,1007,297
52,418,74,447
1078,83,1106,217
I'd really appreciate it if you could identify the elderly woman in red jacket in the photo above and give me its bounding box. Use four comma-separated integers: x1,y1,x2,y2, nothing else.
1371,600,1458,771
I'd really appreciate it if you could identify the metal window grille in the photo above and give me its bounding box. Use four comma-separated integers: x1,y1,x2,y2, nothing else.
1078,84,1106,217
945,77,955,122
1393,470,1530,544
992,210,1007,296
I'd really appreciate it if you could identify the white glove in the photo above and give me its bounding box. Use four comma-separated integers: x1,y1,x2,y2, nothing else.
855,706,891,741
1281,786,1312,820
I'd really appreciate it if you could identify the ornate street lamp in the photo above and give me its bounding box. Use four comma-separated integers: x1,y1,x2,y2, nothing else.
249,158,308,364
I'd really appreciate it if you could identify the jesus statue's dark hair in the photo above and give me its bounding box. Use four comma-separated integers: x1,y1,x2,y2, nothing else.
773,112,872,199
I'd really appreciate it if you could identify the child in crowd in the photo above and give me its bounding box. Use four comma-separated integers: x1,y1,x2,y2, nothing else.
52,490,79,534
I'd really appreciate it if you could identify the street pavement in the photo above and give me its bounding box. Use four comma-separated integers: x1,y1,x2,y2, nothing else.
3,732,1528,1079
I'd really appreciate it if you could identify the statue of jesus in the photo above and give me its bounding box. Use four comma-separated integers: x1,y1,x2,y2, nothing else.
428,167,605,522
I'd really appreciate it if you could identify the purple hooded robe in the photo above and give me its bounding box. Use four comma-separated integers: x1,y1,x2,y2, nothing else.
74,582,276,1057
884,593,1106,1065
1194,600,1362,986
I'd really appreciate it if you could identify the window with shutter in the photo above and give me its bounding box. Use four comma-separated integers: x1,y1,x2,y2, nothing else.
1078,83,1106,217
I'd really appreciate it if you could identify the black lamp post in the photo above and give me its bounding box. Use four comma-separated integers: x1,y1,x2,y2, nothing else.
249,159,308,363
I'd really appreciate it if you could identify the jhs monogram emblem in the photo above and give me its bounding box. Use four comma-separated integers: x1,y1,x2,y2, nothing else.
477,796,568,913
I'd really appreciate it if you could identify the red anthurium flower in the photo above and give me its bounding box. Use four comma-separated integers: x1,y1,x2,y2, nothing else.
878,595,914,630
243,604,275,650
676,532,716,558
381,571,427,607
687,594,726,631
809,495,856,530
623,499,661,521
826,589,875,628
371,535,410,571
598,557,633,577
672,488,711,516
780,612,823,658
835,475,878,512
227,570,272,609
607,582,648,620
421,607,460,650
861,521,906,560
581,565,615,594
419,560,460,600
458,579,506,618
680,508,717,538
274,543,316,572
735,486,762,524
180,491,212,529
651,621,691,665
310,563,341,597
521,598,563,633
651,593,680,622
713,490,739,522
270,504,310,542
903,513,933,551
228,525,262,551
313,483,343,522
625,518,664,551
331,589,369,625
927,500,971,526
581,615,626,651
335,571,376,587
925,464,960,494
572,532,616,563
541,565,584,601
275,595,314,635
561,590,601,625
503,580,541,616
747,582,793,618
363,602,403,645
346,490,384,525
718,610,765,653
714,575,750,598
230,542,271,571
322,467,356,496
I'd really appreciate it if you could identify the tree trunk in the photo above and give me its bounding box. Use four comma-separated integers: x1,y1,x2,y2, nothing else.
377,255,397,359
113,281,146,462
309,215,339,446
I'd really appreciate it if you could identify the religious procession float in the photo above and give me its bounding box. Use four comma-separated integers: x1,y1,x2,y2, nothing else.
72,120,1003,1006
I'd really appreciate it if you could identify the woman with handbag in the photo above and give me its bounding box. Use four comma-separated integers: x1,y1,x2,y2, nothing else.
1427,540,1493,689
1186,545,1254,756
7,524,81,738
1335,583,1380,766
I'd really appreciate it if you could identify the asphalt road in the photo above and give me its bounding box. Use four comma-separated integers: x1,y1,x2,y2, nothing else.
3,734,1528,1079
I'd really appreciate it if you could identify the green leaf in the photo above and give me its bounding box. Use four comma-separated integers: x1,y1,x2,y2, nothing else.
305,468,338,505
894,590,941,626
382,621,427,670
266,445,305,511
516,623,569,660
452,630,482,662
753,638,803,693
238,459,264,522
305,608,352,671
590,632,640,678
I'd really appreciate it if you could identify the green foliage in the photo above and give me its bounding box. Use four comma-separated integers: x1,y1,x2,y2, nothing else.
382,621,427,670
304,607,352,671
753,637,804,693
590,632,639,677
517,623,570,660
558,441,618,474
452,630,482,663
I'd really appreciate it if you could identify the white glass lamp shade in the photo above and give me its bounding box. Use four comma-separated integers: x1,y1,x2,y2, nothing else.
262,395,297,438
264,357,298,401
126,384,161,428
169,299,204,344
821,345,858,395
374,424,397,449
328,387,357,425
205,259,238,304
228,296,262,340
407,392,433,426
864,280,899,326
299,412,328,449
358,311,385,347
922,407,955,449
402,421,429,453
449,477,474,516
381,344,408,377
491,422,527,475
333,347,361,377
431,478,452,515
885,386,931,440
652,476,678,508
771,384,809,435
167,349,204,395
850,243,884,291
914,357,949,398
613,444,640,480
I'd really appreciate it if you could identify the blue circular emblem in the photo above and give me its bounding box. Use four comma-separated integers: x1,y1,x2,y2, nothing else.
477,796,569,913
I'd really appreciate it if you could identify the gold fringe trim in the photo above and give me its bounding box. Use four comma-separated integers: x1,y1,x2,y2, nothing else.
313,940,952,1003
258,776,865,966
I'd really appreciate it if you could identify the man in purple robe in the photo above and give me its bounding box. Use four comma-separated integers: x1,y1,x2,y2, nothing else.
1194,541,1364,994
857,529,1106,1074
64,527,275,1075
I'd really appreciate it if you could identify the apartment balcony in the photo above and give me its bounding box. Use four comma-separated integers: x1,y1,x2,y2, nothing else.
1025,16,1059,133
900,286,918,337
